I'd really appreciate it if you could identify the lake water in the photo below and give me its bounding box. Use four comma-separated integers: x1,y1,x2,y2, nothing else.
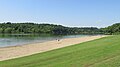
0,34,91,47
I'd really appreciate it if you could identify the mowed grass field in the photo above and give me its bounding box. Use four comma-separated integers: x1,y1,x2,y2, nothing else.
0,35,120,67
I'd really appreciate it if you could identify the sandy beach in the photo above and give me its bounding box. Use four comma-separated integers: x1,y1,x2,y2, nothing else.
0,35,107,61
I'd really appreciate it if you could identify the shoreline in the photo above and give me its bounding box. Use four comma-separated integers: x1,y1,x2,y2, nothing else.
0,35,91,48
0,39,54,49
0,35,107,61
0,34,90,48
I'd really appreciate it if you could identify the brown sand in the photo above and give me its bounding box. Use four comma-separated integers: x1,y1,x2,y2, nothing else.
0,35,107,61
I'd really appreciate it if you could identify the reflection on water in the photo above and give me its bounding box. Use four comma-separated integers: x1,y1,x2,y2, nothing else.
0,34,90,47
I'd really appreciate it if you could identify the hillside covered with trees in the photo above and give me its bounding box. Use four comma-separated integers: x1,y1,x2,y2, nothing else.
0,22,102,35
101,23,120,35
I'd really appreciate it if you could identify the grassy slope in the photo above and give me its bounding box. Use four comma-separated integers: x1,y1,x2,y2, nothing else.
0,35,120,67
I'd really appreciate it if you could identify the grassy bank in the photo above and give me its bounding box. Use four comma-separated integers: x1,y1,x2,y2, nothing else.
0,35,120,67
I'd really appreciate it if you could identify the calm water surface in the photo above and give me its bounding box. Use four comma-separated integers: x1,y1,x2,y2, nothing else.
0,34,91,47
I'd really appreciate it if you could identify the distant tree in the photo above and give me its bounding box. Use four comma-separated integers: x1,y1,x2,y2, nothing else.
0,28,4,33
4,28,12,33
6,22,11,24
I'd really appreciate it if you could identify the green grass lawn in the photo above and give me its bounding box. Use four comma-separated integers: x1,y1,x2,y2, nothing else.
0,35,120,67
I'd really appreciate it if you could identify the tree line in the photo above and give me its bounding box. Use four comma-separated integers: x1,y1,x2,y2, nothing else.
0,22,102,35
100,23,120,35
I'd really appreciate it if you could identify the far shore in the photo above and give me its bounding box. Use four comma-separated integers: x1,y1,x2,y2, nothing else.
0,35,107,61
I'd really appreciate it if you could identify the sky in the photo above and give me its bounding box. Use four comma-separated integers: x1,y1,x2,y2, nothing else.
0,0,120,28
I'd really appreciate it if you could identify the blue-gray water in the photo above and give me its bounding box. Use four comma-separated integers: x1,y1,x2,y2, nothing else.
0,34,90,47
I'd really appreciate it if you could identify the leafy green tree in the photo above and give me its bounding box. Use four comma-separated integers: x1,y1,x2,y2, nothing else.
4,28,12,33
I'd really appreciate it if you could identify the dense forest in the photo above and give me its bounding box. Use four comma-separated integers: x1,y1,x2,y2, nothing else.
0,22,102,35
101,23,120,35
0,22,120,35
